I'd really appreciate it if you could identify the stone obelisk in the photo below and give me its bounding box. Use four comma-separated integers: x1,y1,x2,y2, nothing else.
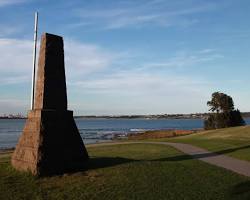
11,33,89,176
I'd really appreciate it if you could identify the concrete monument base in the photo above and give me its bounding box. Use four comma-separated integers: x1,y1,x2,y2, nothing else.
11,109,89,176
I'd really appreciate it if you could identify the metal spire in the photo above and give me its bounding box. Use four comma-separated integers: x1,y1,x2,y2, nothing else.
31,12,38,110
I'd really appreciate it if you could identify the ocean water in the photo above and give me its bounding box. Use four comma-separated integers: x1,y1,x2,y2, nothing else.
0,118,249,149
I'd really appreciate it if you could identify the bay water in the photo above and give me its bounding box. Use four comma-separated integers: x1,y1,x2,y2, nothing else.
0,118,249,149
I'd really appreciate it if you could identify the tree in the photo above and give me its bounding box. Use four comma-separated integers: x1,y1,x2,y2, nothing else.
207,92,234,113
204,92,245,130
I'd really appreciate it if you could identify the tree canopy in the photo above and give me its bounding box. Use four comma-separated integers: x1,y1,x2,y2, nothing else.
204,92,245,130
207,92,234,113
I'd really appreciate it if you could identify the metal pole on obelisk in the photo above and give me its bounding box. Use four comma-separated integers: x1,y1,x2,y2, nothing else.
31,12,38,110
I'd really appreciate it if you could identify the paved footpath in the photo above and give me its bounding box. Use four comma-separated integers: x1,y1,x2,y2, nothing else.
88,141,250,177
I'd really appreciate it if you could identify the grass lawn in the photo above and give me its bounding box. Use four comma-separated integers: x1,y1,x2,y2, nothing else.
1,143,250,200
148,125,250,161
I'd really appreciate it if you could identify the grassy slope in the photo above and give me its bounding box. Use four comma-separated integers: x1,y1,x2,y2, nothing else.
151,125,250,161
1,143,250,200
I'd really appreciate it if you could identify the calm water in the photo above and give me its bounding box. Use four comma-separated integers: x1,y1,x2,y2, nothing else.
1,118,250,149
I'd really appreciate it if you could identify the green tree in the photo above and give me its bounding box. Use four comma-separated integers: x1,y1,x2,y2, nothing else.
207,92,234,113
204,92,245,130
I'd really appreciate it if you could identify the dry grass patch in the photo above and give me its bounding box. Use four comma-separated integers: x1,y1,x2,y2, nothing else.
128,129,196,140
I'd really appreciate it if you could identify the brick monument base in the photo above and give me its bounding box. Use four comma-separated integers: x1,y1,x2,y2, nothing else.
12,109,88,176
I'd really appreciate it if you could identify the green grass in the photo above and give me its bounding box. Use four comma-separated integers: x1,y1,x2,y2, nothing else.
1,143,250,200
150,125,250,161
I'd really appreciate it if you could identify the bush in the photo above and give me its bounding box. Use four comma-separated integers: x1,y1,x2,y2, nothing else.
204,110,245,130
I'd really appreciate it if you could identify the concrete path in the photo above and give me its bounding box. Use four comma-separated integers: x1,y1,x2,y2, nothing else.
88,141,250,177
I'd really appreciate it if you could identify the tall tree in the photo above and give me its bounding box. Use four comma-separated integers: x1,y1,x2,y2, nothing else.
204,92,245,130
207,92,234,113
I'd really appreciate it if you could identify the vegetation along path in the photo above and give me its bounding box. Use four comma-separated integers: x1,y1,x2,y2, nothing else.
89,141,250,177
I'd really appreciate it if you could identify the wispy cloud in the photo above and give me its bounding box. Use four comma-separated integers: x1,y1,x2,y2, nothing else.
0,37,119,85
73,0,217,29
68,48,220,95
71,71,209,95
0,0,28,7
0,34,227,114
137,49,224,70
64,39,119,78
68,69,212,114
0,38,33,75
0,36,119,114
0,76,29,85
65,47,225,114
0,25,22,37
0,99,28,114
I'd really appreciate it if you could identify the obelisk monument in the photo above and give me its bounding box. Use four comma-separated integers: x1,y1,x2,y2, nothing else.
11,33,89,176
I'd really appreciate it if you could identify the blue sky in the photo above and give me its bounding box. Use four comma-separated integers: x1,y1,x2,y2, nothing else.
0,0,250,115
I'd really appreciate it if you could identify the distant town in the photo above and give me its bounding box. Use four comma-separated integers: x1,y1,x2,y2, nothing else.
0,113,25,119
75,113,210,119
0,112,250,119
76,112,250,119
2,112,250,119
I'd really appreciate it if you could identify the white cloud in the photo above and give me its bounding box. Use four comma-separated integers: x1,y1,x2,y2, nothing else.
0,37,118,114
0,37,223,114
68,69,212,114
0,38,120,114
71,71,209,95
0,0,27,7
0,25,22,37
0,76,29,85
65,48,225,114
0,99,28,114
0,38,33,75
198,49,216,54
64,39,118,78
73,0,217,29
0,37,118,84
137,49,224,70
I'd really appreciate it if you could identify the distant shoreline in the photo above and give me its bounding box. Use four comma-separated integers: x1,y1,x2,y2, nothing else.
74,115,207,119
1,112,250,120
76,112,250,119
